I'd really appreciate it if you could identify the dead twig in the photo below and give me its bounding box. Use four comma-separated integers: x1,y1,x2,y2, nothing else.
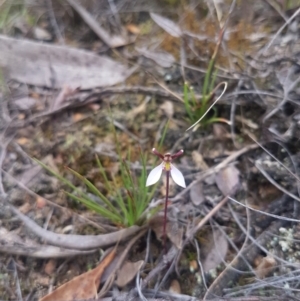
98,228,147,297
8,85,194,130
66,0,128,48
255,161,300,203
172,144,259,202
5,199,143,250
45,0,65,44
263,6,300,53
205,219,290,299
142,245,178,289
0,227,97,258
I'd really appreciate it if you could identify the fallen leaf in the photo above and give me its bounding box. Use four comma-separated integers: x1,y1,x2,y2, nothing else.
88,103,101,111
189,260,198,273
33,27,52,41
16,137,29,145
189,182,205,206
36,196,47,209
213,124,229,139
126,24,140,34
150,13,182,38
18,113,26,120
0,35,133,89
72,113,85,122
201,229,228,272
149,215,183,249
44,259,56,276
160,101,174,118
51,85,80,111
169,279,181,294
149,215,166,241
166,221,183,249
115,260,144,287
13,96,37,110
127,100,147,119
16,164,43,186
192,151,209,171
254,255,276,279
18,202,31,214
235,115,258,129
39,248,116,301
136,47,176,68
215,165,240,196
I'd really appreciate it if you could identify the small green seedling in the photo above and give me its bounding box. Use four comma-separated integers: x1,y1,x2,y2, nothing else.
34,150,159,227
35,118,169,227
183,26,229,131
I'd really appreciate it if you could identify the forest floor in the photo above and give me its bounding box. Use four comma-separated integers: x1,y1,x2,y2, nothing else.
1,1,300,300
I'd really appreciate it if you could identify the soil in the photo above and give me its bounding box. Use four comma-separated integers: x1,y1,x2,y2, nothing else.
1,1,300,300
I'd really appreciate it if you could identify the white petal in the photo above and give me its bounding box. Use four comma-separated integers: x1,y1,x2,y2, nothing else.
170,164,186,188
146,163,163,186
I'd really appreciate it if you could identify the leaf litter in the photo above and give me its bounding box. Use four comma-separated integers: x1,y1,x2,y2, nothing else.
2,0,300,300
0,35,134,89
39,248,116,301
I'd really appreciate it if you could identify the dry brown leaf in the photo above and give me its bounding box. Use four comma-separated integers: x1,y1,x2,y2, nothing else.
202,229,228,272
189,182,205,206
127,101,147,119
149,215,165,241
33,27,52,41
16,164,43,186
18,113,26,120
166,221,183,249
169,279,181,294
39,248,116,301
126,24,140,34
254,255,276,279
115,260,144,287
160,101,174,118
88,103,101,111
72,113,85,122
213,124,229,139
149,216,183,248
13,96,37,110
0,35,133,89
51,85,79,111
189,260,198,273
215,165,240,196
36,196,47,209
192,151,209,171
18,202,31,214
16,137,29,145
44,259,56,276
150,13,182,37
136,47,176,68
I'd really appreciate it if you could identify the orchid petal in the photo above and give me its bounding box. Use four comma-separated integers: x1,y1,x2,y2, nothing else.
170,164,186,188
146,162,164,186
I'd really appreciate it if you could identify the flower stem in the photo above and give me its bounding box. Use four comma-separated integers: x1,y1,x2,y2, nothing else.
163,170,170,253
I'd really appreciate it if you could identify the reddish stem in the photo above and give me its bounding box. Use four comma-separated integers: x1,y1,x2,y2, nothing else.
163,170,170,253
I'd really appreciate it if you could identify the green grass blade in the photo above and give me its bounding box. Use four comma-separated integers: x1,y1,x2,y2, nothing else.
95,155,111,192
64,191,121,223
33,159,78,191
66,167,118,214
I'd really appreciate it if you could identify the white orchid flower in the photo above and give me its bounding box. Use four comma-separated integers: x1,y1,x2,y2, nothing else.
146,148,186,188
